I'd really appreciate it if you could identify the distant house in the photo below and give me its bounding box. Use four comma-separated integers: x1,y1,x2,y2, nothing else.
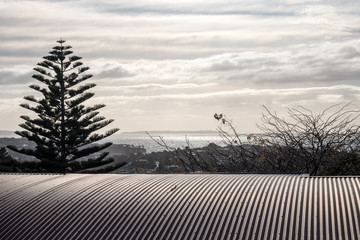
138,159,148,162
164,164,180,170
0,174,359,239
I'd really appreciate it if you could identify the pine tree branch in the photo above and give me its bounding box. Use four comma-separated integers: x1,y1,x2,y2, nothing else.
65,92,95,109
32,74,52,85
66,83,96,99
69,142,113,161
14,39,120,173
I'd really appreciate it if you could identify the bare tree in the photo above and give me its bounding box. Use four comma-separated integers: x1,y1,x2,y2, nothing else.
147,133,220,173
147,121,263,174
257,102,360,175
150,103,360,175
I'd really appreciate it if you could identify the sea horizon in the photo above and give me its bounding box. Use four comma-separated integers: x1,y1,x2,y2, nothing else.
0,129,252,153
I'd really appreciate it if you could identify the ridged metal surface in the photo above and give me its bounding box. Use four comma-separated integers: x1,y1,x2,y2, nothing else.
0,174,359,239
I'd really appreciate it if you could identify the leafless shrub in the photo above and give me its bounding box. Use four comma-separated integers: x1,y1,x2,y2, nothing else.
150,103,360,175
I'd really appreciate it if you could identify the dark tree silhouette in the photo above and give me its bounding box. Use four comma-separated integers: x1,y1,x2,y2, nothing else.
214,103,360,175
0,147,18,172
256,103,360,175
152,103,360,175
8,39,121,173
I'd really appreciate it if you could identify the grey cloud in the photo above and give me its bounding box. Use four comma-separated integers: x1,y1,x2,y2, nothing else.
88,59,135,80
338,46,360,59
95,85,360,102
0,16,36,26
206,60,239,72
85,0,298,16
1,0,360,132
84,39,360,89
314,70,360,83
95,66,133,79
2,0,358,64
0,48,43,58
0,68,32,85
103,7,295,16
345,27,360,34
198,40,360,86
113,83,216,90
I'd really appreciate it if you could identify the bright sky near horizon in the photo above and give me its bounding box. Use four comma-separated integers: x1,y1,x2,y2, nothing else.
1,0,360,133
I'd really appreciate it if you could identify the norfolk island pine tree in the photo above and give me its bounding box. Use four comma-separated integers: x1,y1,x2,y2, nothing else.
7,39,124,173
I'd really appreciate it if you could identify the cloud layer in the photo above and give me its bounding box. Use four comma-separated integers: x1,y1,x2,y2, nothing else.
1,0,360,132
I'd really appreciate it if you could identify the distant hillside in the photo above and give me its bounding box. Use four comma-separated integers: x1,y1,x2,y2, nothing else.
0,130,18,138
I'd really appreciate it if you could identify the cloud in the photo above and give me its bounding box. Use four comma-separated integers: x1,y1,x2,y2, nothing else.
107,39,360,88
0,65,32,85
87,84,360,132
199,40,360,86
1,0,360,131
97,83,217,91
1,0,359,63
83,0,297,16
89,59,134,79
84,38,360,88
92,85,360,102
338,45,360,59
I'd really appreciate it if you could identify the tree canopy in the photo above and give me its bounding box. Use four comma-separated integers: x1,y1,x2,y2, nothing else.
7,39,121,173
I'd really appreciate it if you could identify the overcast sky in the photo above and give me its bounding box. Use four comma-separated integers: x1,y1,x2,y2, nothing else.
1,0,360,133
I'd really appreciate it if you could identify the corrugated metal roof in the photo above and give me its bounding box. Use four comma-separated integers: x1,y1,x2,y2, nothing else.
0,174,359,239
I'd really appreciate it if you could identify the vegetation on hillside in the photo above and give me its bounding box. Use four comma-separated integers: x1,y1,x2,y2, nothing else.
153,103,360,175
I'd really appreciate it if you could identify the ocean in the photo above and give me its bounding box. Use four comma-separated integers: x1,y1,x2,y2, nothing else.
1,130,248,153
105,132,227,153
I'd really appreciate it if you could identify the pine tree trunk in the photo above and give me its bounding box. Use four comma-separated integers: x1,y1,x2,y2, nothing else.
60,43,66,173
